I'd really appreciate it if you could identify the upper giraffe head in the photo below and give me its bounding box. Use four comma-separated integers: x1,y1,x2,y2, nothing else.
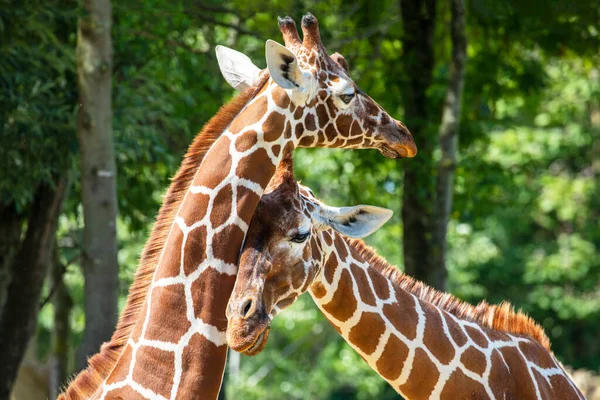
225,153,392,355
216,13,417,158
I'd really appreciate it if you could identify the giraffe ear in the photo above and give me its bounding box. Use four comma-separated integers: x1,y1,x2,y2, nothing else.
317,205,393,239
216,45,262,92
265,40,304,90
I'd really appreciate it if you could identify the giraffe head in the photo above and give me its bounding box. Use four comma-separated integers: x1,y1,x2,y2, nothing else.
216,13,417,158
226,154,392,355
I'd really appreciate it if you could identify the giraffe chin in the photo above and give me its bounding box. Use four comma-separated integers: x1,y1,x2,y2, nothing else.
379,144,405,159
241,327,270,356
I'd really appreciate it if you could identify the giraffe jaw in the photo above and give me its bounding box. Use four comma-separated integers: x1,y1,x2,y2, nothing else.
242,327,270,356
379,144,406,159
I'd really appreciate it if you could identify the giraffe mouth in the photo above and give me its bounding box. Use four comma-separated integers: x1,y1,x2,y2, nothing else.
379,144,406,159
242,326,270,356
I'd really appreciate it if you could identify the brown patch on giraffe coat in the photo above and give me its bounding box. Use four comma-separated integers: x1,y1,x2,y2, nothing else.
291,262,307,290
271,144,281,157
486,329,510,342
212,224,246,265
236,186,261,223
263,111,286,142
465,326,489,348
293,106,303,119
382,290,418,340
324,122,337,141
210,184,233,228
145,285,191,342
229,96,267,134
367,268,390,300
178,333,227,400
323,253,338,284
310,237,321,261
422,305,455,365
518,340,557,369
322,231,333,247
345,137,364,147
322,269,357,322
104,387,147,400
272,88,290,109
311,281,327,299
348,312,386,355
326,99,338,119
489,349,515,399
236,148,276,192
334,234,348,260
191,268,236,330
154,226,183,280
183,225,207,276
443,312,468,346
399,348,439,399
460,346,487,376
335,114,353,133
294,122,305,139
106,344,134,384
375,334,409,381
305,113,317,131
132,345,175,398
283,121,292,140
298,135,314,147
350,120,362,136
235,132,257,152
193,138,232,190
439,368,490,400
349,264,377,307
549,373,583,399
533,369,553,399
316,104,329,127
497,346,538,399
183,192,210,224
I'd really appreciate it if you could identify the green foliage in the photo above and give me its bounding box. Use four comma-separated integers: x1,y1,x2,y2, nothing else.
0,1,78,211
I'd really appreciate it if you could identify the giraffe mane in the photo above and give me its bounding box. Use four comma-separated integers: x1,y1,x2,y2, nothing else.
345,238,551,350
59,73,270,400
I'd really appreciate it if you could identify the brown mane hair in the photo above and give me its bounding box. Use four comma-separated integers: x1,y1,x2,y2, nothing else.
346,238,551,350
60,73,270,399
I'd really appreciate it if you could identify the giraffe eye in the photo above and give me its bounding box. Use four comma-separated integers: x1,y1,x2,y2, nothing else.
291,231,310,243
339,93,355,104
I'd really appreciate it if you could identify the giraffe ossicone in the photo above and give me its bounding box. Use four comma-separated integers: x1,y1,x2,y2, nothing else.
226,155,584,400
60,13,417,400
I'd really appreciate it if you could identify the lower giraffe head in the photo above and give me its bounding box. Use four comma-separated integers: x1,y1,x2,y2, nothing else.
225,153,392,354
216,13,417,159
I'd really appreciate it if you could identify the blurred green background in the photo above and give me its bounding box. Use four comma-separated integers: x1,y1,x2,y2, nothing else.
1,0,599,399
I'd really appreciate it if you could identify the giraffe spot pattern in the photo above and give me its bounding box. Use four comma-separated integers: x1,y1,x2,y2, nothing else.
349,263,377,307
422,304,455,365
132,345,175,398
439,368,490,400
322,269,357,322
376,334,409,381
348,312,386,354
460,346,488,376
399,348,439,399
145,285,191,342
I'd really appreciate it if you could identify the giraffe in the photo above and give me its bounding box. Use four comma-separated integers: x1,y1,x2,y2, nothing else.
226,155,584,400
59,13,417,400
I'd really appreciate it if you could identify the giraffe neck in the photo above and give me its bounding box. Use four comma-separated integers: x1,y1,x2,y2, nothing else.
308,232,583,400
91,79,296,399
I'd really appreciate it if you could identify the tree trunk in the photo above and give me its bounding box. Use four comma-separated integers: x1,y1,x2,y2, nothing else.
399,0,440,287
0,204,23,320
431,0,467,283
75,0,120,370
0,177,68,398
50,246,72,399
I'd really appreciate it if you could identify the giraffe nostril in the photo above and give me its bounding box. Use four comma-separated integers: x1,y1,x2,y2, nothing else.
240,298,254,318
